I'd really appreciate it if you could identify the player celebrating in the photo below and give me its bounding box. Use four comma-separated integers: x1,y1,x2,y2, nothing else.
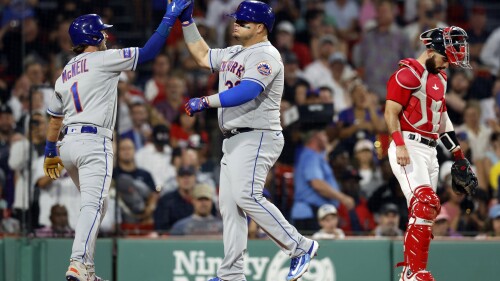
42,1,191,280
385,26,478,281
181,1,318,281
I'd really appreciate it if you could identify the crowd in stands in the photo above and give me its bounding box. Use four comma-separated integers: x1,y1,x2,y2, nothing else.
1,0,500,240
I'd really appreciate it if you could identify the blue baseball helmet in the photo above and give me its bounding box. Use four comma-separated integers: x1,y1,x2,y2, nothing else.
69,14,113,46
228,1,275,32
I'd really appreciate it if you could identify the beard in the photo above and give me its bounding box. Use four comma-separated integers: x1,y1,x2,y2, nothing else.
425,56,441,74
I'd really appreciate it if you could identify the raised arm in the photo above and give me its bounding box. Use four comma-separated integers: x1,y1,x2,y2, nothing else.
178,1,211,69
136,0,191,65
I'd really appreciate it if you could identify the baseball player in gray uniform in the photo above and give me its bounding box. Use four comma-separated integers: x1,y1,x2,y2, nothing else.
42,1,190,280
181,1,318,281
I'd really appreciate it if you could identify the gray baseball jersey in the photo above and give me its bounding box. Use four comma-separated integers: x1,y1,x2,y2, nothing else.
208,42,313,281
209,41,283,131
46,47,138,268
48,48,139,130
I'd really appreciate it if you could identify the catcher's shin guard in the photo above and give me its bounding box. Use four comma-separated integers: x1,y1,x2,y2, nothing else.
399,186,440,280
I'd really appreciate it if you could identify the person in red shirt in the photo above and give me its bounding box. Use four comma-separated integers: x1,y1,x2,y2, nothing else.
384,26,478,281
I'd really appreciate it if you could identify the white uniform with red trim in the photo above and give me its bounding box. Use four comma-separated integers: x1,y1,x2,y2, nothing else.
386,58,448,281
386,58,447,201
208,41,313,281
47,48,138,267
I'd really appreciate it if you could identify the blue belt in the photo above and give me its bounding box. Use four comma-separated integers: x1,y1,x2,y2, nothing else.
65,126,98,135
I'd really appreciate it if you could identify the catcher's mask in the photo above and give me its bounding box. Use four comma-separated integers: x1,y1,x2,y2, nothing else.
420,26,471,69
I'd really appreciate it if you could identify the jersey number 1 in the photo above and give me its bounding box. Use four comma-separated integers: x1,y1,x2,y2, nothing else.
71,82,83,113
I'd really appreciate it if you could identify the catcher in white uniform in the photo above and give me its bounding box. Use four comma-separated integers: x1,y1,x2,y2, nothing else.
43,1,190,280
181,1,318,281
385,26,478,281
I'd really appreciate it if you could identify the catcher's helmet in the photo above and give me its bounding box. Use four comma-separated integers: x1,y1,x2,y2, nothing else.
420,26,470,68
69,14,113,46
228,1,275,32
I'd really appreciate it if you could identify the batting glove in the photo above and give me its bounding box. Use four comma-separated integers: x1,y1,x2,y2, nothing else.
179,0,194,25
44,141,64,180
185,97,209,116
164,0,192,26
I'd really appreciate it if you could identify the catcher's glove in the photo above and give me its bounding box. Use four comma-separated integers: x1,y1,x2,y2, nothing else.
43,156,64,180
450,158,478,196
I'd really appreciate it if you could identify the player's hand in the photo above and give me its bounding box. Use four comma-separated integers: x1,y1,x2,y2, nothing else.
44,156,64,180
178,0,194,25
166,0,191,17
396,145,410,166
185,96,209,116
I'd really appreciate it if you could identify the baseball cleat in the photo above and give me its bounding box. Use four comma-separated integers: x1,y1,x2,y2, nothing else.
207,278,223,281
399,267,436,281
286,240,319,281
65,260,89,281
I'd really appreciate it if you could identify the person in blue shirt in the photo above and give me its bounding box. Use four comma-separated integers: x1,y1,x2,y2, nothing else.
292,129,355,231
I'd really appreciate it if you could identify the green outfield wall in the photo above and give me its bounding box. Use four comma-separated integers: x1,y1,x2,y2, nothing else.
1,238,499,281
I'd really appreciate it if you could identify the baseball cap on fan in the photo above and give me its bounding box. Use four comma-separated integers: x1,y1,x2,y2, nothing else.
379,203,399,216
317,204,338,220
277,21,295,34
0,104,13,115
193,183,213,200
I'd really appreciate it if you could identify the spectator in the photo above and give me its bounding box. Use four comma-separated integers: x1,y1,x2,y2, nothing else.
120,102,151,150
35,204,74,238
114,138,157,224
155,74,187,125
353,0,412,99
170,183,223,236
302,35,339,90
312,204,345,240
324,0,359,41
465,5,490,66
153,165,197,232
173,147,216,193
367,157,408,230
337,168,376,234
373,203,403,237
485,132,500,190
441,173,466,232
281,52,309,106
274,21,312,69
0,104,15,207
8,111,47,229
459,188,490,236
445,70,474,125
15,88,45,135
144,53,171,106
431,208,461,237
480,26,500,76
170,112,209,149
205,0,242,47
292,129,354,231
456,101,492,190
337,83,385,155
403,0,447,57
135,124,176,191
295,9,324,46
353,139,383,198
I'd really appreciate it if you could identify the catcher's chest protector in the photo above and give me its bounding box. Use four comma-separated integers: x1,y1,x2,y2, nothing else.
399,59,447,134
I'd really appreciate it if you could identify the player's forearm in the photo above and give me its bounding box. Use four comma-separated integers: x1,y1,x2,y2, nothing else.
46,116,63,142
182,23,210,69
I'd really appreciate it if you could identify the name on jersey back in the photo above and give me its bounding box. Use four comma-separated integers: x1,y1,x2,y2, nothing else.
62,59,89,83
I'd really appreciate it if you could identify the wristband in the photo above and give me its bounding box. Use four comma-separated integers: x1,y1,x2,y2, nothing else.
452,149,465,161
391,131,405,146
45,140,58,157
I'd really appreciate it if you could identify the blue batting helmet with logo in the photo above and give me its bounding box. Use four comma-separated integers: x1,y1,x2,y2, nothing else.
69,14,113,46
228,1,275,32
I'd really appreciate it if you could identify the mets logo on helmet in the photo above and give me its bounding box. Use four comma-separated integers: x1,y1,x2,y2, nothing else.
257,62,272,76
